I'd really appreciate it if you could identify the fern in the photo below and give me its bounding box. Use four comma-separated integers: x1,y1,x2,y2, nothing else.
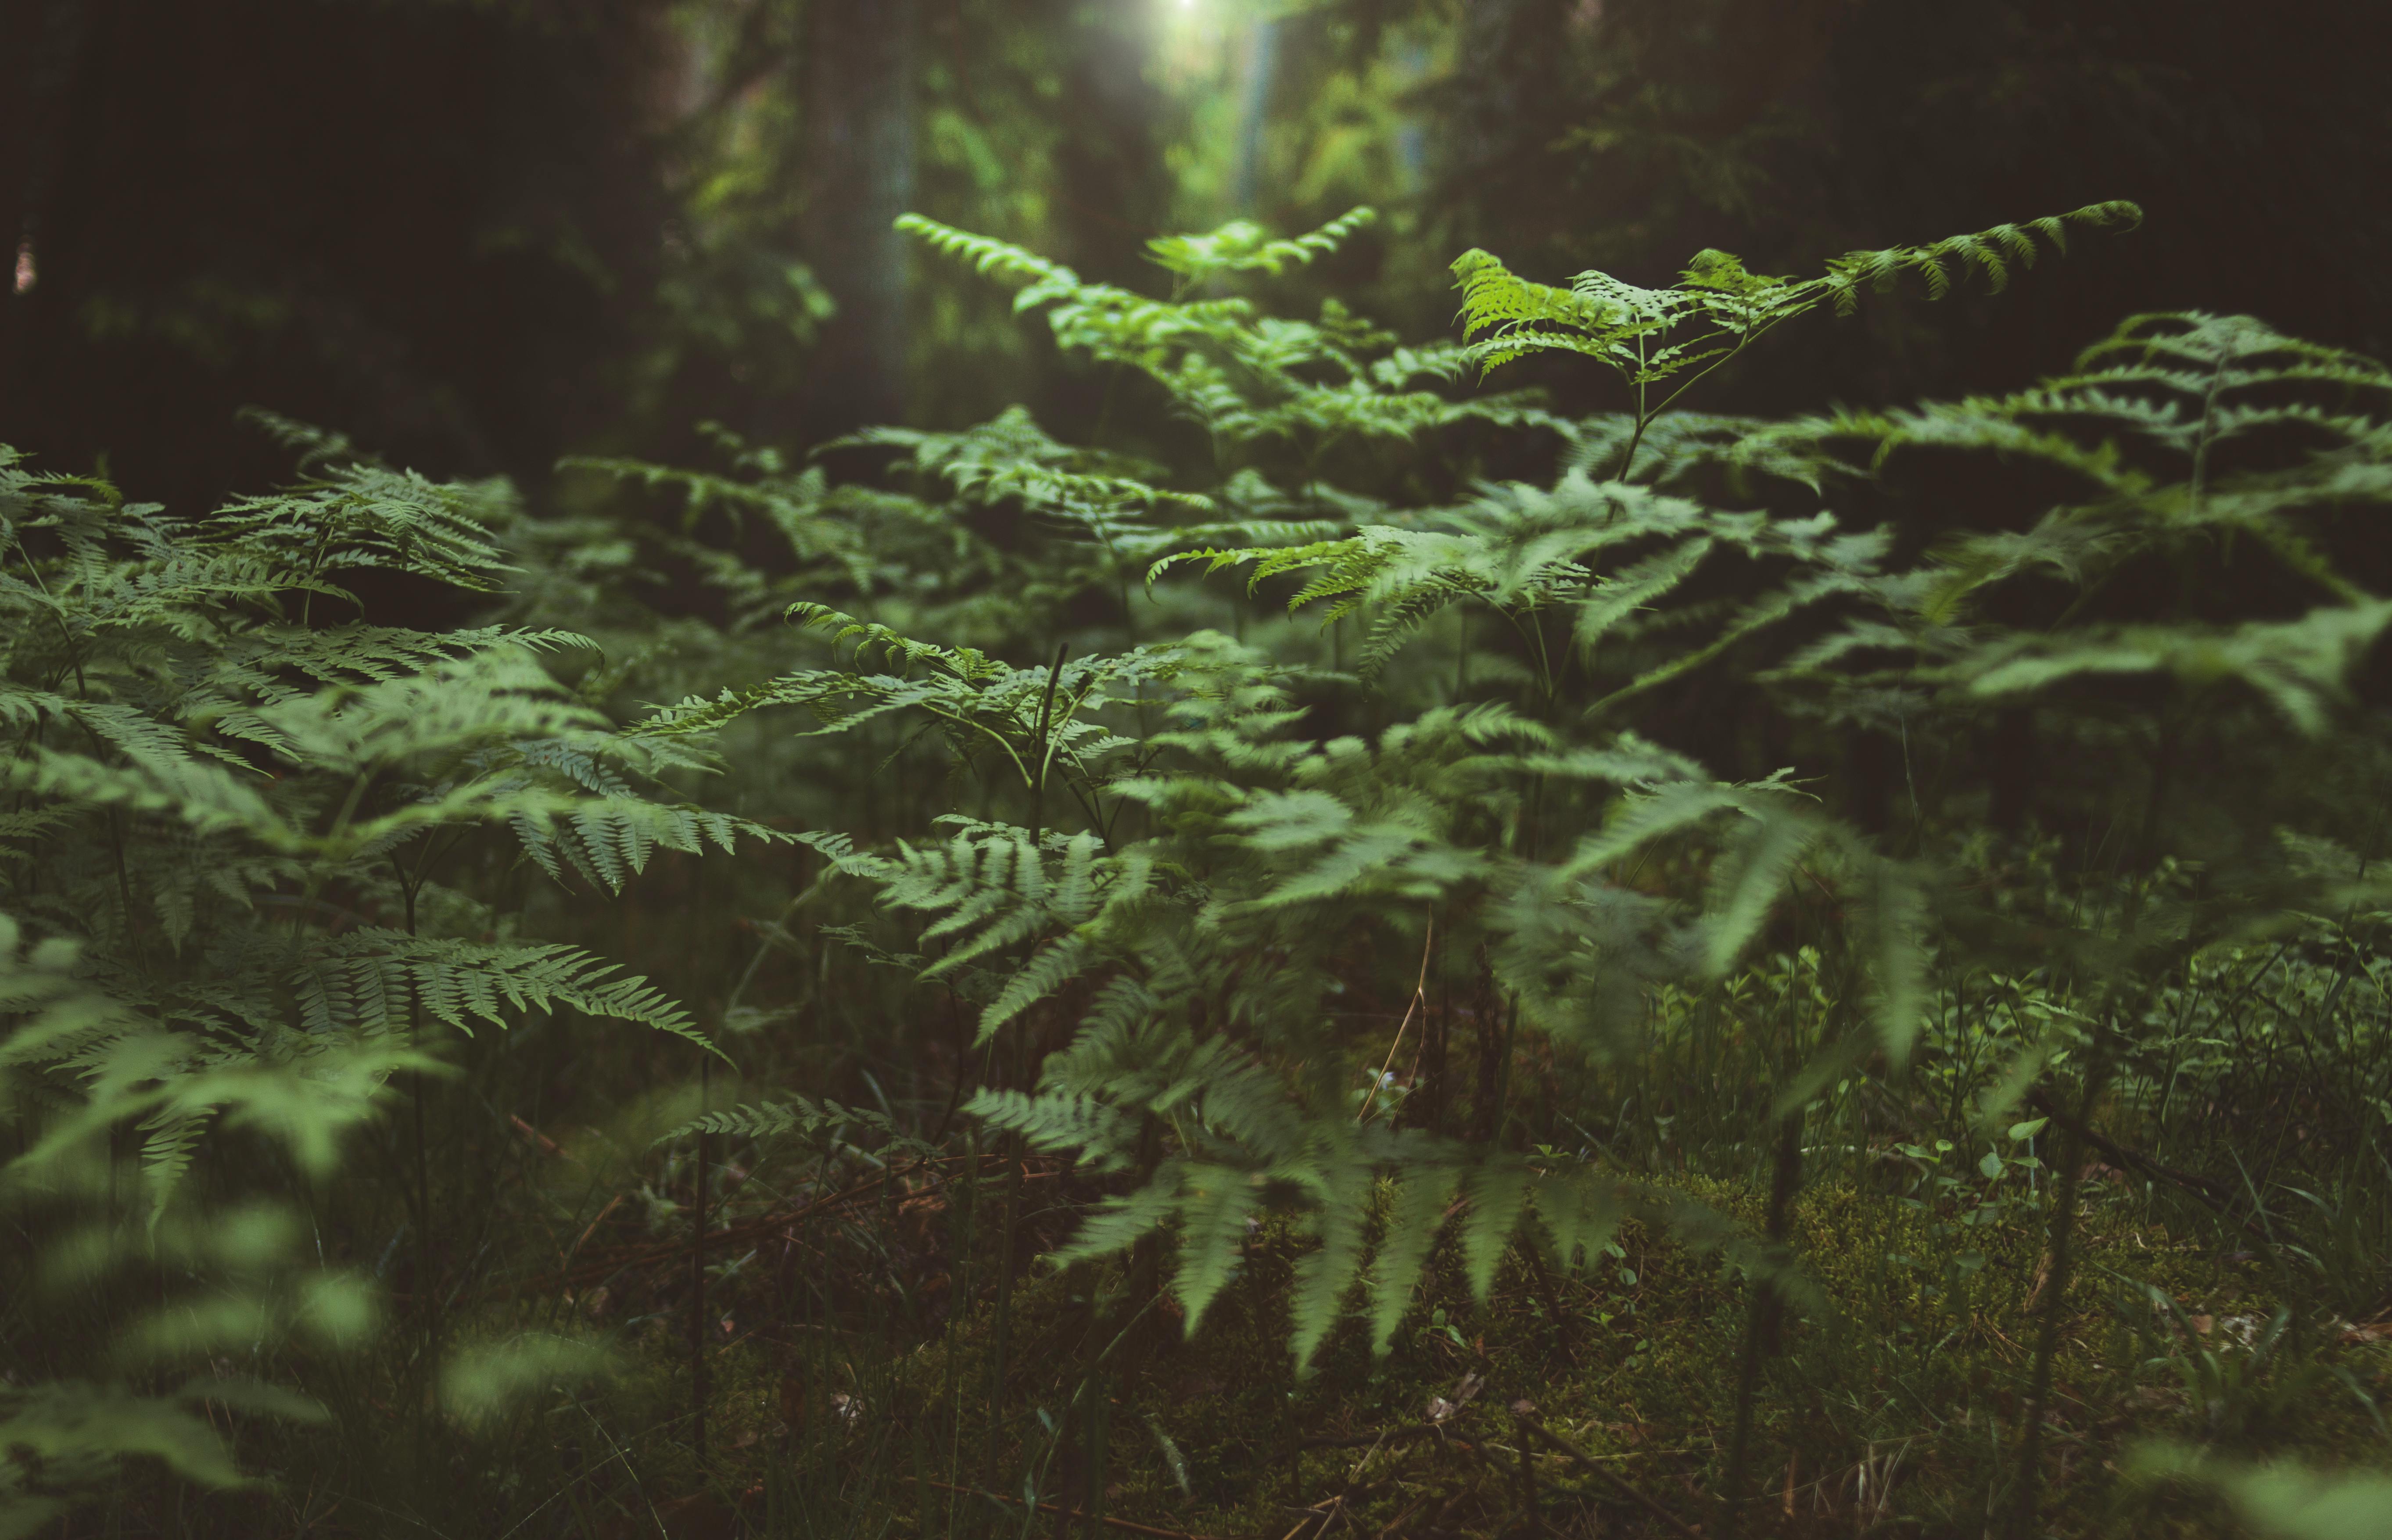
1452,202,2140,478
0,428,775,1521
838,406,1212,520
896,208,1561,571
1144,207,1379,287
0,913,405,1522
942,670,1887,1373
649,1093,938,1163
169,197,2383,1539
783,216,2231,1382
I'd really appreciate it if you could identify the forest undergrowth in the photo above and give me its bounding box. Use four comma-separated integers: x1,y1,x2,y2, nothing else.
5,201,2392,1540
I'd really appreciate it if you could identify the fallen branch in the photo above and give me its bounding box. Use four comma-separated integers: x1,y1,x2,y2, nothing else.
1515,1413,1703,1540
2024,1088,2264,1235
509,1114,576,1162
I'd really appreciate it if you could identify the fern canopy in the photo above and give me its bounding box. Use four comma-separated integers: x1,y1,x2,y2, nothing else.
11,184,2391,1538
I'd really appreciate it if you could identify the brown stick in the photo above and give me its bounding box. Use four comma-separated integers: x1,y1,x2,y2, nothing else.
1516,1414,1703,1540
2024,1089,2227,1202
563,1192,625,1269
922,1479,1257,1540
1357,917,1434,1128
1509,1407,1541,1526
2023,1088,2267,1236
1369,1490,1433,1540
509,1114,575,1162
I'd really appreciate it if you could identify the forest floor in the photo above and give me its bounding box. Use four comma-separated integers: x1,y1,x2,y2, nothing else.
477,1160,2392,1540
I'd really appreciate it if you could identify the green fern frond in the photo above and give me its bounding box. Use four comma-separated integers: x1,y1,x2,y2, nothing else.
895,214,1080,302
212,460,520,593
966,1087,1140,1171
1285,1149,1376,1374
510,798,793,894
1818,202,2142,313
300,931,714,1056
1957,601,2392,734
1170,1163,1268,1333
1458,1158,1534,1302
1531,1167,1625,1272
1454,204,2140,481
1700,806,1826,977
1366,1164,1462,1356
839,407,1212,522
649,1094,929,1156
1145,207,1377,284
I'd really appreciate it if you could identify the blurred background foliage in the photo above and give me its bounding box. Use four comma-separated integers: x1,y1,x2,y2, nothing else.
4,0,2385,512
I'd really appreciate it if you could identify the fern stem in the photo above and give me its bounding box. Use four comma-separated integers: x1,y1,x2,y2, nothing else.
1080,1365,1113,1540
407,1080,438,1483
1472,967,1505,1144
397,860,441,1482
986,1015,1032,1489
1719,1102,1804,1536
2004,1041,2111,1540
101,807,137,952
977,645,1069,1495
1492,994,1518,1144
1029,641,1069,841
1619,319,1783,481
1621,329,1649,480
943,1124,981,1540
690,1053,710,1471
60,691,140,956
985,1146,1026,1487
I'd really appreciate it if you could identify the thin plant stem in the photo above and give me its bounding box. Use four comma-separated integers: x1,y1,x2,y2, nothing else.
690,1053,711,1471
1720,1097,1806,1535
1029,640,1069,841
2005,1038,2113,1540
986,1031,1029,1492
395,856,440,1483
1357,915,1434,1127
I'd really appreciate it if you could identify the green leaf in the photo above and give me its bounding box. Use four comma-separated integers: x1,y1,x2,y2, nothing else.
1368,1166,1462,1356
1287,1155,1374,1375
1172,1164,1263,1334
1460,1159,1533,1302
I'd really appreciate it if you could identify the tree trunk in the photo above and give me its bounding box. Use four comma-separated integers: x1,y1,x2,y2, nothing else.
1231,19,1278,215
803,0,916,435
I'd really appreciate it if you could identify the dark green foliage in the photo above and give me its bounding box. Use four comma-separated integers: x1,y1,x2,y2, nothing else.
0,430,778,1524
7,193,2392,1540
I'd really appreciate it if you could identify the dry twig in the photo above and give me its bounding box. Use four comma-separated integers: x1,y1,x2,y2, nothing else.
1516,1413,1703,1540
